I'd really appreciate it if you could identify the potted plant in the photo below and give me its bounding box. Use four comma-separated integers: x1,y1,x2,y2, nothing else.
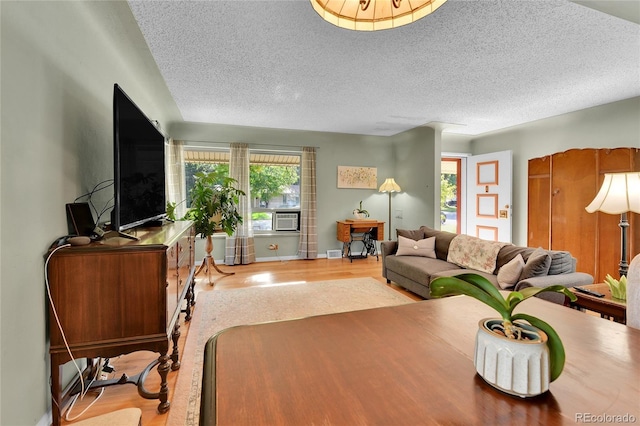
352,201,369,219
430,273,577,397
168,171,244,284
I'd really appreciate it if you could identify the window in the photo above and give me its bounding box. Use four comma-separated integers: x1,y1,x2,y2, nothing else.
184,149,301,232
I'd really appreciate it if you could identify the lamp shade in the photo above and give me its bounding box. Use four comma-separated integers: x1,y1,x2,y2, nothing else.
310,0,447,31
585,172,640,214
379,178,401,193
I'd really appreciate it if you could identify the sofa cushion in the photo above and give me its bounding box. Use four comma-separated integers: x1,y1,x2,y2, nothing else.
385,255,460,285
421,226,457,261
496,246,573,275
520,247,552,280
547,251,574,275
495,245,534,273
497,254,525,289
430,269,499,288
396,228,426,241
396,236,436,258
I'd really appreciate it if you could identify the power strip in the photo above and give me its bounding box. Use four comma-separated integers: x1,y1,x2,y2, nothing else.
99,359,115,380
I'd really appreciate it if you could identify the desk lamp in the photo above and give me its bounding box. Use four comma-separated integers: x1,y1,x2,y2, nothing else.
585,172,640,277
379,178,401,240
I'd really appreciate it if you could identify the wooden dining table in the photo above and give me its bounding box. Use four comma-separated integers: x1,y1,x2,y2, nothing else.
201,295,640,425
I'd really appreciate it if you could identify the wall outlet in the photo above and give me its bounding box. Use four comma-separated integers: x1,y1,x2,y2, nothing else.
268,244,279,250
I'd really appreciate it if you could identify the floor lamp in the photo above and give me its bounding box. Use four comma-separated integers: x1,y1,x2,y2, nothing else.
379,178,401,240
585,172,640,277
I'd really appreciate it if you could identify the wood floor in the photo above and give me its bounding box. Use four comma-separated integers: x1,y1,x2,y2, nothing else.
59,256,420,425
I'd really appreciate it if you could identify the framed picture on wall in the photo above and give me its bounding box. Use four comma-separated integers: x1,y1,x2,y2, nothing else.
337,166,378,189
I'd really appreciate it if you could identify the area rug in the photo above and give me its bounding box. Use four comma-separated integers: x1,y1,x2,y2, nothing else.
167,277,415,426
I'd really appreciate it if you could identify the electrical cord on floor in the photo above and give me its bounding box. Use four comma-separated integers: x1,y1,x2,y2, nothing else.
64,383,104,422
45,244,105,421
274,248,290,263
45,245,84,392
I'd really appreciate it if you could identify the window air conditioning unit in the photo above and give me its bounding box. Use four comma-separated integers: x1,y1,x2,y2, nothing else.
274,212,300,231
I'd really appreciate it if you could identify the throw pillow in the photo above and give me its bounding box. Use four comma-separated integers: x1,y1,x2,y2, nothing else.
396,236,436,258
497,254,525,289
519,248,552,281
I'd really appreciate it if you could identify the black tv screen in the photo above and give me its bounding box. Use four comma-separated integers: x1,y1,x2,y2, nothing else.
113,84,166,232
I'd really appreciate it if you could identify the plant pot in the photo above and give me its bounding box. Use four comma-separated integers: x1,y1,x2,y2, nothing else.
474,318,550,398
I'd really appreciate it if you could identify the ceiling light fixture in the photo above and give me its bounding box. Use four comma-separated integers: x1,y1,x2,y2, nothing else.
310,0,447,31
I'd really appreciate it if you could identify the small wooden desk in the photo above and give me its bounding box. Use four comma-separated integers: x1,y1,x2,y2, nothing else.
570,283,626,323
336,220,384,261
202,296,640,425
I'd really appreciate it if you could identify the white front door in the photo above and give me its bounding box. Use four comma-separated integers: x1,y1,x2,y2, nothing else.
465,150,512,243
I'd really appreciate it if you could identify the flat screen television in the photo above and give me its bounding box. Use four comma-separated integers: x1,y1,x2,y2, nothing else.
112,83,166,232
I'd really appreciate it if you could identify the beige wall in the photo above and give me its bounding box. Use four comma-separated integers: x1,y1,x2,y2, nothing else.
1,2,180,424
1,1,638,425
468,96,640,246
169,121,437,258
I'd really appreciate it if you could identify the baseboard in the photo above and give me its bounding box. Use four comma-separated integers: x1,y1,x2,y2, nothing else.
257,255,301,262
197,256,304,265
37,411,52,426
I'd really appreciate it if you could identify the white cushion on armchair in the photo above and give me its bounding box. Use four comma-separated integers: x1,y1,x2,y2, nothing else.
627,254,640,330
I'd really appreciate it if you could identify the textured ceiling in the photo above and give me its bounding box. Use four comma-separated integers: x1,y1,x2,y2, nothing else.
128,0,640,137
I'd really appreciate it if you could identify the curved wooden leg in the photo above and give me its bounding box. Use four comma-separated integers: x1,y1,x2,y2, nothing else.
157,354,171,413
195,255,234,286
184,276,195,321
135,353,170,414
194,235,235,286
170,323,181,371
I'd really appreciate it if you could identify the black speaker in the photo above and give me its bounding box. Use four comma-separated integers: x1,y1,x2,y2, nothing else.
66,203,96,236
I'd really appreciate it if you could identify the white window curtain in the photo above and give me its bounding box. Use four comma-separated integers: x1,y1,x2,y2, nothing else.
165,139,186,218
225,143,256,265
298,146,318,259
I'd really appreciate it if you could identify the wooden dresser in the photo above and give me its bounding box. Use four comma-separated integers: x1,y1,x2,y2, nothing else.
527,147,639,282
46,221,195,426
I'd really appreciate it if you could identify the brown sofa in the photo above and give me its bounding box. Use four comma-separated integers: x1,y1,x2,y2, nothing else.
381,226,593,304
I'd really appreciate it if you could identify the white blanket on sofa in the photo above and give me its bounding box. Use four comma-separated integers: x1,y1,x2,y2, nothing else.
447,234,508,274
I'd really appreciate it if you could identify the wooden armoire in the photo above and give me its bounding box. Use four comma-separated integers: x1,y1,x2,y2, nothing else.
528,147,640,283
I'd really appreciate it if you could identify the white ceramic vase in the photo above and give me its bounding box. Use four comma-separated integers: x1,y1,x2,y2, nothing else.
474,319,550,398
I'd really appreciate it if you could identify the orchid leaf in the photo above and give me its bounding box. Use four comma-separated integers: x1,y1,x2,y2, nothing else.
430,276,509,319
430,272,575,384
512,313,566,382
519,285,577,303
454,273,506,305
506,291,524,308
